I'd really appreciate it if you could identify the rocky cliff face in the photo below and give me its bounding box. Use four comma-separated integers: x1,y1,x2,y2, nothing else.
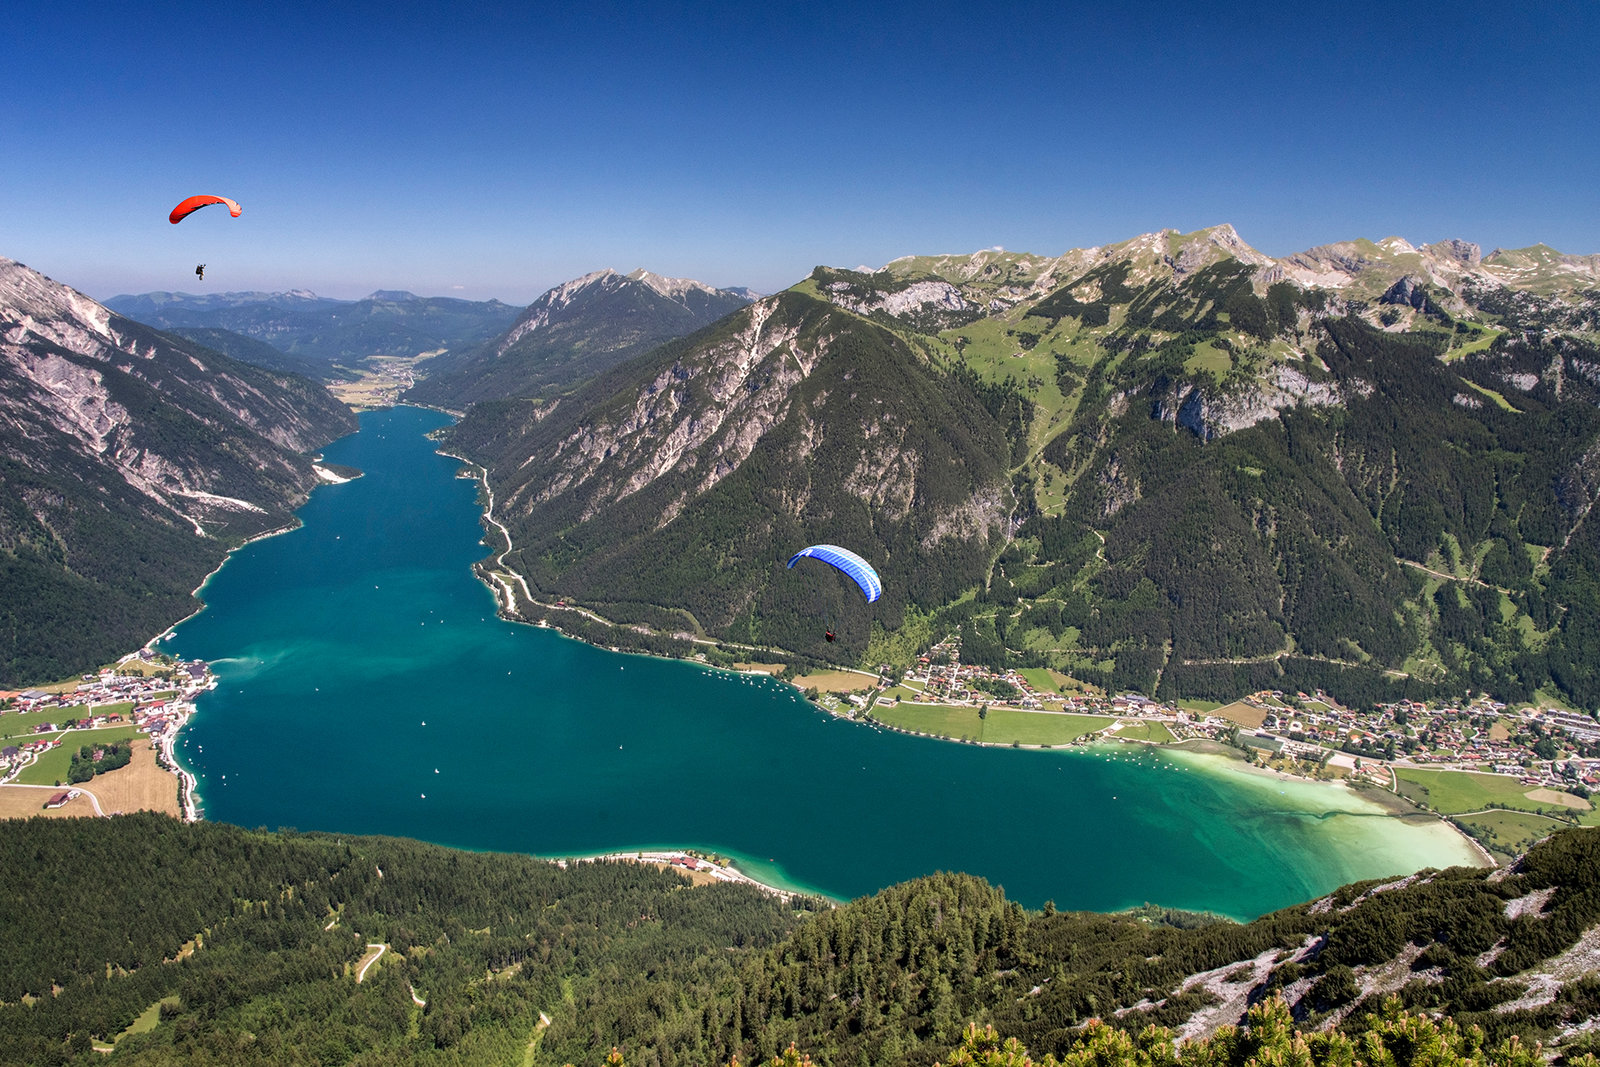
1153,363,1349,441
0,257,357,684
2,258,354,533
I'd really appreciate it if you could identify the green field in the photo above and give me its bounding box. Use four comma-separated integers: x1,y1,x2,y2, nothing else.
0,703,134,741
1183,340,1232,379
1393,768,1596,823
1453,809,1570,861
0,709,74,741
872,702,1113,746
1112,719,1177,744
1017,668,1061,693
120,996,181,1040
15,725,143,786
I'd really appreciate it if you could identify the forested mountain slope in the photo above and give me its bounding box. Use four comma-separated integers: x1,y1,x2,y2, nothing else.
443,288,1015,661
0,258,357,685
2,815,1597,1066
405,268,753,407
449,226,1600,711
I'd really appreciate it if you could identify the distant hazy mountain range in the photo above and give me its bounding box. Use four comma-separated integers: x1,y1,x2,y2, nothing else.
403,268,756,407
105,288,521,378
0,258,356,685
106,270,755,405
442,226,1600,712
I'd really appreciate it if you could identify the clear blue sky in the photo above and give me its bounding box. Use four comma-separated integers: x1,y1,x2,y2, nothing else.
7,0,1597,304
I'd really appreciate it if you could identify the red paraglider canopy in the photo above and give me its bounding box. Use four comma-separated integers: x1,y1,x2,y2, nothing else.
169,195,241,225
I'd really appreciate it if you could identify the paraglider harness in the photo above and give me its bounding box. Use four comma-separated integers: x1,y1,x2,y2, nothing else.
787,545,881,648
195,264,206,280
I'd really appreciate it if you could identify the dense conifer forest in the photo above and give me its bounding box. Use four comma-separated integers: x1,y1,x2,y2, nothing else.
3,816,1598,1066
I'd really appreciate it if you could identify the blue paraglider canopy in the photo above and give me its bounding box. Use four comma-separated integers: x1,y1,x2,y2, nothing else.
786,544,882,603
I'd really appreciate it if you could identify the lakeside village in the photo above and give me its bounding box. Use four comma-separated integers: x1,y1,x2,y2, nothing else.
0,649,211,810
827,637,1600,801
5,632,1598,853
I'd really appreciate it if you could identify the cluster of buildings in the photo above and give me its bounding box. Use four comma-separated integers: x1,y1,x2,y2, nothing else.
1228,691,1600,791
896,638,1600,793
909,645,1045,708
1,653,211,785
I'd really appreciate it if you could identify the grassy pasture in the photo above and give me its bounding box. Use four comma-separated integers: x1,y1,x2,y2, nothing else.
15,725,143,786
1441,326,1506,361
1017,668,1063,693
1112,719,1177,744
0,709,76,740
873,702,1112,746
794,670,877,694
82,742,180,817
1393,768,1593,819
0,703,135,741
1212,701,1268,728
1459,378,1516,411
1454,809,1569,861
1183,340,1232,379
121,996,181,1040
0,785,98,819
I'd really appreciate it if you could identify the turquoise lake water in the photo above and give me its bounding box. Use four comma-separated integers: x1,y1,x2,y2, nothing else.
167,406,1481,918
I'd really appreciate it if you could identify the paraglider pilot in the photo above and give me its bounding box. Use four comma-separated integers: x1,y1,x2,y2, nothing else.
195,264,205,281
787,545,881,645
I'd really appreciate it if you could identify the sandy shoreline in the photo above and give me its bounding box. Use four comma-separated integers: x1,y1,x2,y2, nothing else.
572,850,818,901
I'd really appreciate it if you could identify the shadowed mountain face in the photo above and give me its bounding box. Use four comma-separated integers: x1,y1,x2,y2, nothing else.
404,268,754,407
105,288,521,379
445,227,1600,711
0,257,357,685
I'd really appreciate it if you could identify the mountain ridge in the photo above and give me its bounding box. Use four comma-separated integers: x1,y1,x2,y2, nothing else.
104,288,522,379
405,267,754,407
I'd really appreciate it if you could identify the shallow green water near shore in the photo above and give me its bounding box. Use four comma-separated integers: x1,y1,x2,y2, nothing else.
168,406,1480,918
